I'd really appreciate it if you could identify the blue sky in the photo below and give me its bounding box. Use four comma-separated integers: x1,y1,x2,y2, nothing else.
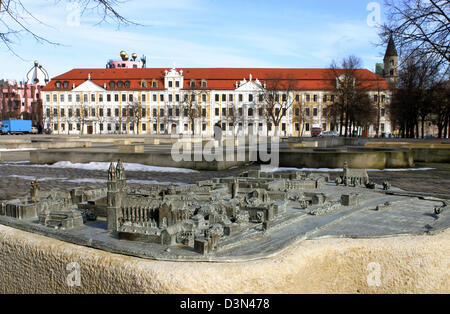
0,0,388,81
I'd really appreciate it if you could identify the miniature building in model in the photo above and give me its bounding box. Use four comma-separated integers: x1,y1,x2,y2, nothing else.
102,161,338,254
341,162,369,187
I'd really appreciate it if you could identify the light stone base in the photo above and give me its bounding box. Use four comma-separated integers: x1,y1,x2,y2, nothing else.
0,224,448,294
118,145,145,153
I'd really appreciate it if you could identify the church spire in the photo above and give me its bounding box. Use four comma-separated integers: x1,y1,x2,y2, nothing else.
384,34,398,60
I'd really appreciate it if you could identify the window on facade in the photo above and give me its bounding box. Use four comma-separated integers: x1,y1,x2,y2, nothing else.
121,94,126,102
68,109,73,117
306,123,310,132
306,95,311,102
106,94,111,102
168,81,173,88
215,94,219,102
374,95,378,102
107,108,111,117
220,94,225,102
295,95,300,102
202,109,206,117
53,94,57,102
381,108,385,117
295,108,300,116
331,95,335,102
248,108,254,116
222,108,227,116
142,109,146,117
142,123,146,131
76,109,80,117
108,123,112,131
323,95,328,102
68,94,72,102
114,108,118,117
46,94,50,102
61,109,65,117
91,108,95,116
160,94,164,102
169,94,173,102
258,108,263,116
141,94,146,102
175,81,180,88
306,108,310,116
282,94,287,102
122,108,127,117
238,108,243,116
313,95,318,102
275,94,280,102
239,94,243,102
99,108,104,117
53,108,58,116
90,94,95,102
313,108,318,117
152,94,157,102
129,94,133,102
202,94,206,102
168,108,173,116
160,109,165,116
99,94,103,102
113,94,118,102
60,95,65,102
249,94,254,102
215,108,219,116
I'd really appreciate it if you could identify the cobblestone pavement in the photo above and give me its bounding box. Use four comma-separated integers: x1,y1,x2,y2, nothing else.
0,157,449,201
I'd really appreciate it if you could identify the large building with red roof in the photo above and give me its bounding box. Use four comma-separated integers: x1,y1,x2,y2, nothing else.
41,53,393,137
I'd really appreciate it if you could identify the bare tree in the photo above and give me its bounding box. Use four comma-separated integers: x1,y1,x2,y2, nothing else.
258,74,296,136
329,56,364,137
389,54,442,138
431,80,450,138
0,0,134,56
126,100,144,135
380,0,450,70
181,88,209,135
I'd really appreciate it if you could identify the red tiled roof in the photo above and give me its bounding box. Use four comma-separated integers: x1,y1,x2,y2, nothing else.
42,68,390,92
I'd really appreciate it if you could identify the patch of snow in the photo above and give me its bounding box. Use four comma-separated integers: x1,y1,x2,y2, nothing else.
6,161,199,173
0,148,39,152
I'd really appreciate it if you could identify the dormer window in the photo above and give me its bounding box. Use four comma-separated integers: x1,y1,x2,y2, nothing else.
124,81,130,88
63,81,69,89
152,80,158,88
109,81,116,89
141,80,147,88
117,81,123,89
55,81,61,89
190,80,196,88
201,80,207,88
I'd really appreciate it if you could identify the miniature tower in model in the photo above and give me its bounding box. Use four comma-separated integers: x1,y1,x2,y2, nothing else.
107,161,123,232
384,34,398,88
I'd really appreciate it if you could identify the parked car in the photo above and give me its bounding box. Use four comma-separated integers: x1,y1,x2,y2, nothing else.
311,127,322,137
320,131,338,137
